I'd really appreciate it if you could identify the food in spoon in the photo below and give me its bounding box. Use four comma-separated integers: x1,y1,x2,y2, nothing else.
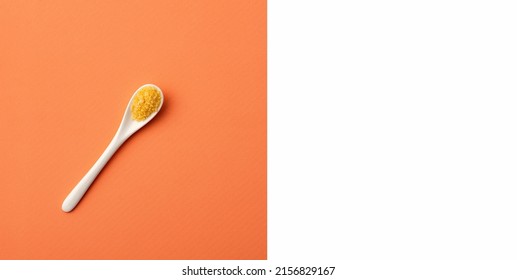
131,85,162,121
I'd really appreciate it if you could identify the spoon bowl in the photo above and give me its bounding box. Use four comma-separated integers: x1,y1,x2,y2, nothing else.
116,84,164,141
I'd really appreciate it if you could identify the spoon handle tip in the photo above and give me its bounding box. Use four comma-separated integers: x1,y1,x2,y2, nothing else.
62,135,124,212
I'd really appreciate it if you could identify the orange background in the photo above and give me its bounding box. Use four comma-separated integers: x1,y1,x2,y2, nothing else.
0,0,266,259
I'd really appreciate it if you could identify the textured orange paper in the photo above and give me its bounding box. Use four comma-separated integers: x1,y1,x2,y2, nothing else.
0,0,266,259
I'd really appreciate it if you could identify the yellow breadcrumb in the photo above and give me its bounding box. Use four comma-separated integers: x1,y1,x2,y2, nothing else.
131,86,161,121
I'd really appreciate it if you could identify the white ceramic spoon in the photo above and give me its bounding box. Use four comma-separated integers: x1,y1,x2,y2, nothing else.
62,84,164,212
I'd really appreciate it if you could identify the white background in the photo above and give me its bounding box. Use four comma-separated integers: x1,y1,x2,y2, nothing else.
270,0,517,261
4,0,517,279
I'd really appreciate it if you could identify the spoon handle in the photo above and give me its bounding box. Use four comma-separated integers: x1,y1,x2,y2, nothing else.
62,135,124,212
